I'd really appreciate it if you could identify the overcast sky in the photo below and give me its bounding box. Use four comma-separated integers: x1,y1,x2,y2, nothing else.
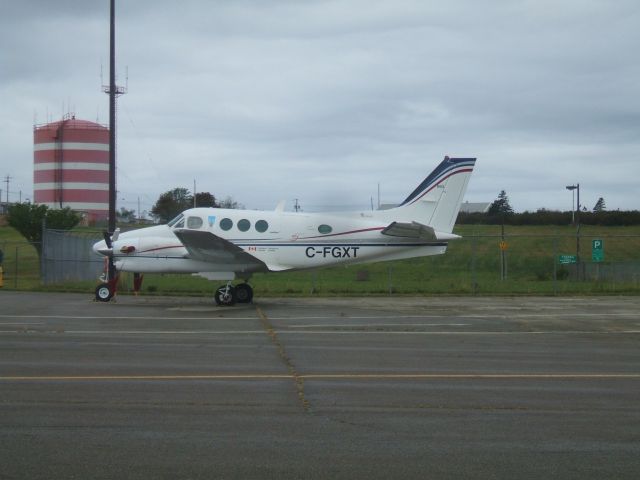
1,0,639,214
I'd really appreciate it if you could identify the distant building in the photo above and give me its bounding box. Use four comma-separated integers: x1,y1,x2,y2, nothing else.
459,201,490,213
379,201,491,214
33,115,109,222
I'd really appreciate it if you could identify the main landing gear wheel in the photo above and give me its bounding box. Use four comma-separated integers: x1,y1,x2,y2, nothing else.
235,283,254,304
215,285,237,306
95,282,114,302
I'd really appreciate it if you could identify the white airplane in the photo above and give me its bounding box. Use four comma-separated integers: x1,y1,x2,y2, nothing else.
93,156,476,305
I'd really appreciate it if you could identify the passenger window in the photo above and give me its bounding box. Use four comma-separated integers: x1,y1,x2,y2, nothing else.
220,218,233,231
238,219,251,232
255,220,268,233
318,224,333,234
187,217,203,229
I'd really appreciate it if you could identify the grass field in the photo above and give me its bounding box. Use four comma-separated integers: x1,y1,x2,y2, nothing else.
1,223,639,296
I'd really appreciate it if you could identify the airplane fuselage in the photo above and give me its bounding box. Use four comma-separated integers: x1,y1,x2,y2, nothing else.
105,208,449,278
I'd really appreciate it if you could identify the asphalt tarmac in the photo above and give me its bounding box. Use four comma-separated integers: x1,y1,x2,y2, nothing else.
1,292,639,479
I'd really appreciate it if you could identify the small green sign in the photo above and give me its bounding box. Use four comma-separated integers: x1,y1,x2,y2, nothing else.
559,254,577,264
592,239,604,262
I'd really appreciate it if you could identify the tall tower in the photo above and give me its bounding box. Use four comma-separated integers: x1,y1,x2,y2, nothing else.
104,0,126,233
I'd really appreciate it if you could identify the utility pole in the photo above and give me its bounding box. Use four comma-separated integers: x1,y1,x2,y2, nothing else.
103,0,126,234
101,0,126,292
4,175,10,204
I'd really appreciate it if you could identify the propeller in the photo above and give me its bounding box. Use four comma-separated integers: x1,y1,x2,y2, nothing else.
102,228,121,283
99,228,121,256
103,231,113,249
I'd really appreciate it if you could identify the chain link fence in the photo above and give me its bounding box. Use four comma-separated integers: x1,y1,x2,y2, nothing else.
2,229,639,294
0,242,41,289
265,233,640,296
40,229,104,285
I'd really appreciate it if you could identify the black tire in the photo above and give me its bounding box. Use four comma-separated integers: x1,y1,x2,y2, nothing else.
95,283,113,302
235,283,254,303
214,285,236,306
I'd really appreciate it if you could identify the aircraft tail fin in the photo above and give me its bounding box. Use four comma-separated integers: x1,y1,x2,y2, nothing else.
393,156,476,233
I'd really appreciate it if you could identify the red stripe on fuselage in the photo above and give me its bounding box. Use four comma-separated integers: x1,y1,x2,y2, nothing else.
137,245,185,254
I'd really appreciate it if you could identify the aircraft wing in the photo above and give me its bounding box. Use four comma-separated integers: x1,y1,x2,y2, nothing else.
381,221,461,241
173,229,267,269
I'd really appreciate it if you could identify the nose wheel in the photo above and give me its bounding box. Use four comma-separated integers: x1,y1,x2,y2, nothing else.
95,281,115,302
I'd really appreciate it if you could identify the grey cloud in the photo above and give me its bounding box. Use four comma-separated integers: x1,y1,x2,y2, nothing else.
2,0,639,212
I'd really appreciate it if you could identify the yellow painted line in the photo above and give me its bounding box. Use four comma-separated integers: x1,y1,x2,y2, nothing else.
0,374,293,381
1,373,639,381
299,373,640,379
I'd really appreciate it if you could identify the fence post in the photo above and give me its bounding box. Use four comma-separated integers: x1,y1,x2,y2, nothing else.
500,223,507,281
40,221,46,285
553,236,558,295
14,246,18,289
471,236,477,294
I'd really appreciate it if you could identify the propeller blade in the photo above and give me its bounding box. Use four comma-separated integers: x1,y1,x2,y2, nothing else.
103,231,113,249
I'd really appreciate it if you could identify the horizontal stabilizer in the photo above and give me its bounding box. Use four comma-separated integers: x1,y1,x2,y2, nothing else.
381,221,461,241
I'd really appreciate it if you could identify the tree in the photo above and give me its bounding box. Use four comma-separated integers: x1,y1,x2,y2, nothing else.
194,192,218,208
151,188,193,223
117,207,137,223
487,190,514,215
218,196,244,209
150,189,228,223
7,203,80,256
593,197,606,212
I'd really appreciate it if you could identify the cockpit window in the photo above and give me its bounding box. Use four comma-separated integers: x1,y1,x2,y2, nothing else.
187,216,203,229
167,213,184,228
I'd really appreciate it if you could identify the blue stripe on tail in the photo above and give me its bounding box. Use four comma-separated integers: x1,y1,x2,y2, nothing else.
399,157,476,207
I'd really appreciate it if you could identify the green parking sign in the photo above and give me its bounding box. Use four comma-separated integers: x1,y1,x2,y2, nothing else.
592,239,604,262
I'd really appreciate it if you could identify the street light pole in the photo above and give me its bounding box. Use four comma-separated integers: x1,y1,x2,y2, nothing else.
576,183,581,275
565,184,581,279
566,184,577,225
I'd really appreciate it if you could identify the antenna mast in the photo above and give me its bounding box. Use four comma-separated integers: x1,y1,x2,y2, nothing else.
103,0,126,233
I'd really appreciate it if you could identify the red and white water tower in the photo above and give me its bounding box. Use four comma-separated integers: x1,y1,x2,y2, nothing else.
33,115,110,222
